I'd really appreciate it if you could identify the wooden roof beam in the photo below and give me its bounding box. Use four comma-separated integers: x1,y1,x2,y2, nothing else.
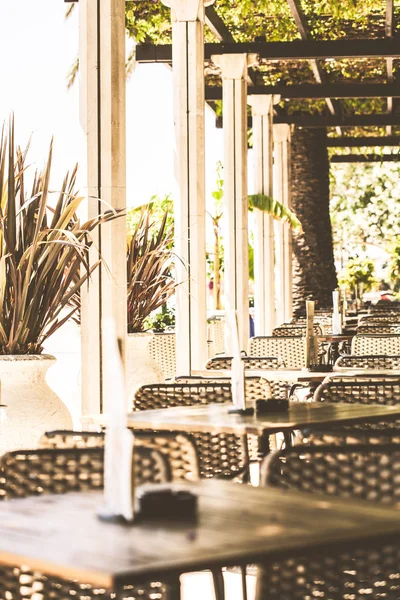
204,6,256,86
386,0,395,134
205,83,400,100
331,154,400,163
216,114,400,128
286,0,342,134
135,39,400,63
327,136,400,147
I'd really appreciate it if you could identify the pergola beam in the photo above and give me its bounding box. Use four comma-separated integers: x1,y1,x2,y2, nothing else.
286,0,342,134
205,5,234,42
205,83,400,100
386,0,395,134
135,38,400,63
327,136,400,147
217,114,400,128
331,154,400,163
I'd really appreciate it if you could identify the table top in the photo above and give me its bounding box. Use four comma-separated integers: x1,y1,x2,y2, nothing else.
0,483,399,589
127,401,400,435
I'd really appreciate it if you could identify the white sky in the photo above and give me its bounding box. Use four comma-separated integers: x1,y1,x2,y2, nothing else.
0,0,226,208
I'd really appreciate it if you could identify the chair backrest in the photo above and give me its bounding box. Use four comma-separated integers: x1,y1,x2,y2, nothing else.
257,444,400,600
314,374,400,406
334,354,400,370
351,334,400,355
207,318,225,356
263,443,400,504
173,376,271,404
41,429,200,482
297,428,400,447
359,315,400,324
148,332,176,380
272,324,323,337
134,380,232,410
249,336,304,368
205,355,281,370
357,324,400,335
133,381,249,480
0,445,170,500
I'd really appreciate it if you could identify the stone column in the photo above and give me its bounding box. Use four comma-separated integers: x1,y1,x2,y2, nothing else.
212,53,255,353
79,0,127,417
249,95,276,335
163,0,210,374
273,124,292,324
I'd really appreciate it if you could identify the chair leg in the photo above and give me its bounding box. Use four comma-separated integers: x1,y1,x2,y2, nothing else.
283,431,293,449
211,568,225,600
165,576,182,600
240,566,248,600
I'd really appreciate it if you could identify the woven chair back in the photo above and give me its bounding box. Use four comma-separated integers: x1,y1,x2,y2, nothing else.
148,332,176,380
263,442,400,504
314,374,400,406
0,445,170,500
40,429,199,482
357,324,400,335
334,354,400,370
351,334,400,355
133,381,249,480
249,336,304,368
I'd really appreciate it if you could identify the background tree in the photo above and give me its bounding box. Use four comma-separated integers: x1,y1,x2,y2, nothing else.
291,128,337,315
338,256,375,300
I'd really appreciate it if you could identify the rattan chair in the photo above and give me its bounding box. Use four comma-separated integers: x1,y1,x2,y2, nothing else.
351,334,400,355
297,428,400,447
204,356,289,400
0,445,170,500
334,354,400,370
359,315,400,324
148,332,176,380
207,317,225,356
0,444,180,600
263,442,400,504
205,355,281,370
40,429,200,482
249,336,304,368
272,324,323,337
255,444,400,600
134,381,250,480
357,324,400,335
314,374,400,406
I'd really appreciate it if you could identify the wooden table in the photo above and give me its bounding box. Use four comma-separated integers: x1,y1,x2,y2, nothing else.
127,401,400,436
0,483,399,590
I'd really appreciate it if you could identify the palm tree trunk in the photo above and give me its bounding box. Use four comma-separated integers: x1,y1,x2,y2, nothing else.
290,128,337,316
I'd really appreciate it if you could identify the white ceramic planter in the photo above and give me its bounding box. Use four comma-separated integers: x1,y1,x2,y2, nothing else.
0,354,72,454
126,333,164,404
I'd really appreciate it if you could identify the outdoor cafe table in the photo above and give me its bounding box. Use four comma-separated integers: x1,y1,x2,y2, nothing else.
127,401,400,437
0,482,399,594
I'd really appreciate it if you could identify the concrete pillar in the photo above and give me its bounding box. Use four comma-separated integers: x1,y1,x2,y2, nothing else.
163,0,210,374
274,124,293,323
212,53,255,353
249,95,276,335
79,0,127,416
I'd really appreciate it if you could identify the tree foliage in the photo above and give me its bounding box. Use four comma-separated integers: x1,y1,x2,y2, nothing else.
124,0,399,120
330,158,400,258
338,255,376,295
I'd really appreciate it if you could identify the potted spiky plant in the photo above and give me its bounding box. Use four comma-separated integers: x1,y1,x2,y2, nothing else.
126,206,176,393
0,118,115,452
